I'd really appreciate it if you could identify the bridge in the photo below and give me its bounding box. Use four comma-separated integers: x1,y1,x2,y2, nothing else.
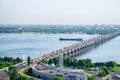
0,31,120,80
42,31,120,60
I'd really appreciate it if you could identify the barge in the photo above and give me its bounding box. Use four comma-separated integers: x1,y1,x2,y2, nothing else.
59,38,83,41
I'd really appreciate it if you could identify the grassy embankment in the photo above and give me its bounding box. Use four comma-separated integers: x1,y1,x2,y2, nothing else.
19,67,40,80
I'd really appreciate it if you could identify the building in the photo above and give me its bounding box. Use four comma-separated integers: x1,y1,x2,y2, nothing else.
32,63,87,80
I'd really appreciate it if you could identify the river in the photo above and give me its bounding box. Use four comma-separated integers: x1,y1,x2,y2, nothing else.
0,33,120,63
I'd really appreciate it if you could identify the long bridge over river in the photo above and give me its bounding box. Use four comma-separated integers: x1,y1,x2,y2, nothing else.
42,31,120,60
0,31,120,80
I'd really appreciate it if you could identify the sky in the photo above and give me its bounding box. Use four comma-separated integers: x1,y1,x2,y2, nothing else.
0,0,120,25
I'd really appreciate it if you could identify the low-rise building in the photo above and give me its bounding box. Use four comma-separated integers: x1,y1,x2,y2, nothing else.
32,63,87,80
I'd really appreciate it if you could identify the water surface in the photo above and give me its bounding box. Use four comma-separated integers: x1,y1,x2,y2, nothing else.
0,33,120,63
0,33,94,59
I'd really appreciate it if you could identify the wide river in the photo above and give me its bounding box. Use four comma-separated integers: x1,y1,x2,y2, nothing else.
0,33,120,63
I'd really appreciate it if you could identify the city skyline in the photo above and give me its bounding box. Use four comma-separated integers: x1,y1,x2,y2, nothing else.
0,0,120,25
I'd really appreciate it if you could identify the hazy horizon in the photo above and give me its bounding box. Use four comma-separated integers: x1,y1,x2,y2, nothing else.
0,0,120,25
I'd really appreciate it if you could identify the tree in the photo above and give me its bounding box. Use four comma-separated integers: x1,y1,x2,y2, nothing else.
16,57,22,63
103,67,109,75
78,59,82,68
54,76,62,80
98,71,106,77
27,57,32,66
53,58,58,66
41,59,48,64
64,57,68,66
102,71,106,76
86,58,92,68
72,58,78,67
106,61,117,68
81,59,86,69
64,57,71,67
8,57,14,62
98,72,103,77
87,76,94,80
4,56,8,62
0,57,22,69
94,62,106,67
14,57,22,64
9,66,19,80
48,59,53,65
9,66,18,75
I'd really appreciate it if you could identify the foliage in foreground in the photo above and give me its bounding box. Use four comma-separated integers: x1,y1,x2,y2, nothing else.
98,67,110,77
87,76,94,80
9,66,34,80
54,76,63,80
0,56,22,69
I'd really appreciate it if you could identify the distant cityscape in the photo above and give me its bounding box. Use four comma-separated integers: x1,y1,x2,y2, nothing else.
0,25,120,34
